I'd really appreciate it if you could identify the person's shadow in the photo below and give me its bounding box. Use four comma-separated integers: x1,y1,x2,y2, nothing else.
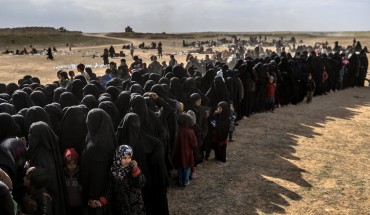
168,87,369,215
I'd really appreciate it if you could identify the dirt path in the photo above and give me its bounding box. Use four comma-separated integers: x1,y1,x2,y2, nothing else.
167,87,370,215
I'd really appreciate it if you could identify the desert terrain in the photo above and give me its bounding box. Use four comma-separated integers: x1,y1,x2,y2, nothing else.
0,29,369,214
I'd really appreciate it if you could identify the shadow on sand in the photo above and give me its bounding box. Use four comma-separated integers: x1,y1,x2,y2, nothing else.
168,87,370,215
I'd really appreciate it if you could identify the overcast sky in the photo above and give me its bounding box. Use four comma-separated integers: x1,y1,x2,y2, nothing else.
0,0,369,33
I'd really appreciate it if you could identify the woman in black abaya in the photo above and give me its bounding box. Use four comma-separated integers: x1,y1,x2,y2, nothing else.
79,108,117,215
27,121,68,215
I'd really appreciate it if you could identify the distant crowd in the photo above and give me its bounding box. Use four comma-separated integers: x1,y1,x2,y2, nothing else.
0,39,368,215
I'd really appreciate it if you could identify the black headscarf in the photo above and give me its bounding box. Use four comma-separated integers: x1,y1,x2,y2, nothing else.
142,73,150,84
17,108,28,117
53,87,66,103
131,71,144,86
71,79,84,101
170,77,184,102
74,75,88,86
6,83,19,96
106,86,120,103
144,80,156,93
44,103,63,136
183,77,209,107
158,77,170,85
201,69,216,93
80,95,98,111
206,76,230,110
89,80,105,94
0,93,10,101
11,90,35,112
172,65,188,79
115,91,131,120
98,101,120,130
44,84,57,104
11,114,25,138
164,71,173,80
0,113,22,142
0,103,16,115
60,105,88,155
59,92,79,109
149,73,161,84
30,91,48,108
116,113,141,149
24,106,52,136
21,87,33,95
27,121,68,215
83,84,100,99
130,84,144,95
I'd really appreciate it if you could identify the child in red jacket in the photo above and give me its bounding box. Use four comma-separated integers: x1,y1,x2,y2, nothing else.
173,113,198,187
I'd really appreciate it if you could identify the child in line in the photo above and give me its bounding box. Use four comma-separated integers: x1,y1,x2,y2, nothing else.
306,73,316,103
63,148,82,215
22,166,53,215
173,113,198,187
266,76,276,112
106,145,146,215
210,101,230,162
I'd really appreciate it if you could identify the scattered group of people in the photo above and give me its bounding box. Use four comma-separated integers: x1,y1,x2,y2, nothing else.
0,39,368,215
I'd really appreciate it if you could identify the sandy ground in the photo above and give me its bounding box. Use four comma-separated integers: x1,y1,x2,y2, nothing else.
167,87,370,215
0,34,369,214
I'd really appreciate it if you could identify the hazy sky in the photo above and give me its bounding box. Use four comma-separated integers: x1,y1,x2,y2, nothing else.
1,0,369,33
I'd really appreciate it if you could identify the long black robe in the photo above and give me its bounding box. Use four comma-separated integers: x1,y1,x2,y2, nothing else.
44,103,63,137
27,121,68,215
79,108,116,215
